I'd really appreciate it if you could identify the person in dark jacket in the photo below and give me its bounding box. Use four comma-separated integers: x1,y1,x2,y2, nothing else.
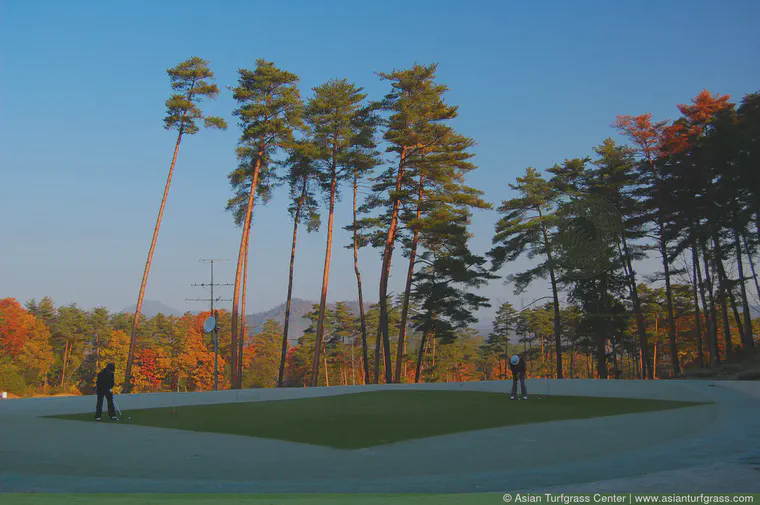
509,354,528,400
95,362,118,420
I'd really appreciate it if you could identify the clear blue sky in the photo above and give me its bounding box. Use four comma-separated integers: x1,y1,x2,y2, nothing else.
1,0,758,323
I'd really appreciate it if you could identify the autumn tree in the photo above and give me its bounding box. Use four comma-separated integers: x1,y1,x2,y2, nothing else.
660,90,742,361
614,114,681,375
228,60,303,389
100,329,130,391
0,298,54,393
124,57,226,392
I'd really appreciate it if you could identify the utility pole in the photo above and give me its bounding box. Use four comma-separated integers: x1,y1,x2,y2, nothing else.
186,258,232,391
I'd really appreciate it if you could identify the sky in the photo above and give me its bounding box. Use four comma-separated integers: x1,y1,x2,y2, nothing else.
1,0,759,324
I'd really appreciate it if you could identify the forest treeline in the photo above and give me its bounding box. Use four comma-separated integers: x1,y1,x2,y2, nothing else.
1,57,759,396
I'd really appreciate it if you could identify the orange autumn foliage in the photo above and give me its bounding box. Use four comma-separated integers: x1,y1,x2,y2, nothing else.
613,113,668,162
0,298,52,359
661,90,732,155
0,298,54,386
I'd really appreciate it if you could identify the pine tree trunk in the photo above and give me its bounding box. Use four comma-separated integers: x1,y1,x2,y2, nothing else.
727,286,746,348
653,315,659,379
658,223,680,375
701,241,721,365
692,247,704,368
322,342,330,387
231,151,264,390
540,334,546,376
61,341,70,388
710,243,737,360
351,339,356,385
595,330,607,380
710,235,736,360
620,232,652,379
125,128,184,393
431,332,436,373
414,327,428,383
239,223,251,387
743,233,760,306
358,353,365,385
734,229,753,350
351,172,370,385
719,293,733,361
378,149,407,384
569,344,575,378
504,330,509,379
278,180,307,387
721,253,746,348
537,212,563,379
695,241,716,366
311,163,338,387
374,317,382,384
654,336,659,379
395,174,423,383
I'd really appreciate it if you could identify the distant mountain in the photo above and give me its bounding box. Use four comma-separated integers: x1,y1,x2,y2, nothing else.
121,300,182,318
245,298,366,342
244,298,494,342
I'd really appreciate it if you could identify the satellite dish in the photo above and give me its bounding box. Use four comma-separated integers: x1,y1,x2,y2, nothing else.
203,316,216,333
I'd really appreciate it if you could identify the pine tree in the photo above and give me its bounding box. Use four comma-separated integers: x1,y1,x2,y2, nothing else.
661,90,738,361
489,167,565,378
303,79,373,387
614,114,682,375
484,302,519,378
244,319,283,389
411,221,494,383
277,142,321,387
328,302,360,385
371,63,463,383
124,57,226,393
228,60,303,389
343,103,381,385
392,104,489,383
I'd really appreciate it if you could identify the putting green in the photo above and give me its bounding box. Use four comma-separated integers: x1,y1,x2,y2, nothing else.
50,390,705,449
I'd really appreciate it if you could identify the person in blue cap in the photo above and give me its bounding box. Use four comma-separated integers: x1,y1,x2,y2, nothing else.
509,354,528,400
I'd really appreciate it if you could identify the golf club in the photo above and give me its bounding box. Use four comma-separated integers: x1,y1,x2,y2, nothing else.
112,396,130,420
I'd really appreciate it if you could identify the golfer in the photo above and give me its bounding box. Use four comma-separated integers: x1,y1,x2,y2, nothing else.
509,354,528,400
95,362,118,421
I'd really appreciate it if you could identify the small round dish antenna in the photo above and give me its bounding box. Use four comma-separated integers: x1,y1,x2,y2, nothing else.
203,316,216,333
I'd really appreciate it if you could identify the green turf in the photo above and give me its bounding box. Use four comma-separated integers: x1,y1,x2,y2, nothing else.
0,493,501,505
4,495,759,505
48,390,705,449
